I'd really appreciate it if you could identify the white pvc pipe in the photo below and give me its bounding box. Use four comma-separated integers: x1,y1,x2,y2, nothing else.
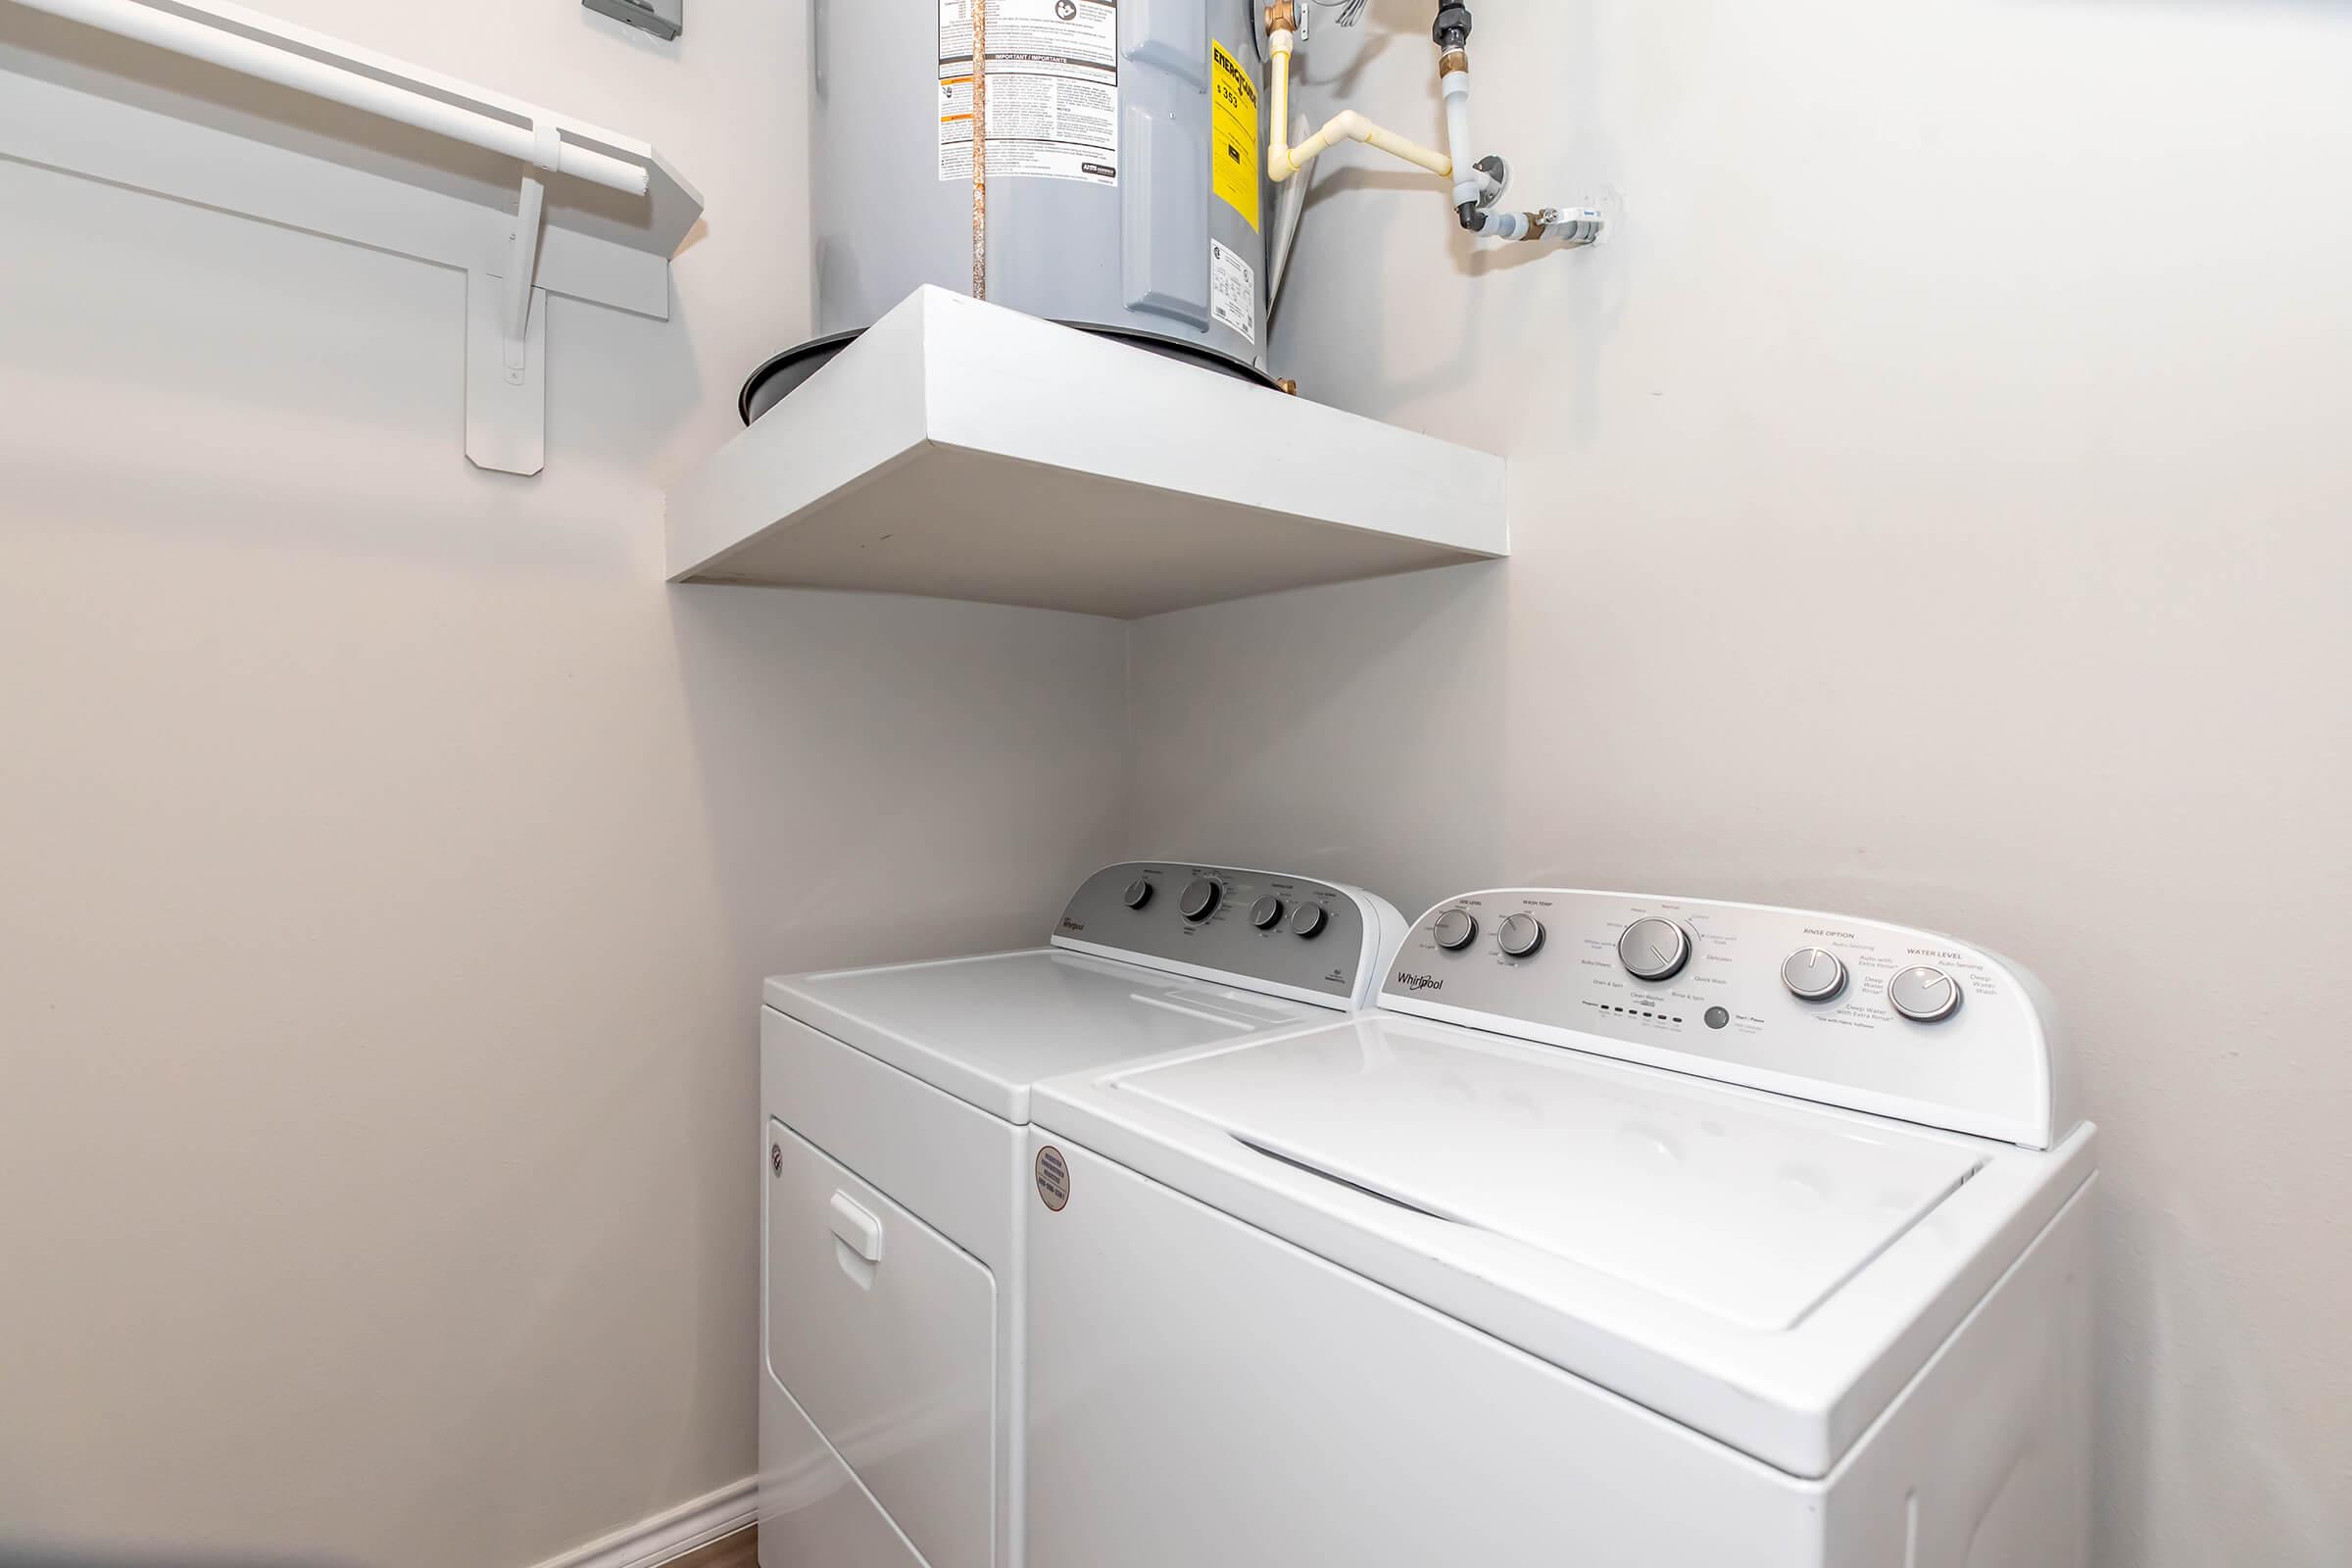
10,0,651,195
1287,107,1451,178
1265,34,1450,183
1265,30,1297,176
1441,70,1480,210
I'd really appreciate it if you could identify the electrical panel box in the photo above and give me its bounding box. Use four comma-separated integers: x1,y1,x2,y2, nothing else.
583,0,680,40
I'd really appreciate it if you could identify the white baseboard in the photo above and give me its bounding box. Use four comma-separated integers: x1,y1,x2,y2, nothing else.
527,1476,758,1568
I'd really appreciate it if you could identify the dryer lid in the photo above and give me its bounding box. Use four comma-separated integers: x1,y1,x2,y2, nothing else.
1112,1019,1985,1330
766,950,1326,1123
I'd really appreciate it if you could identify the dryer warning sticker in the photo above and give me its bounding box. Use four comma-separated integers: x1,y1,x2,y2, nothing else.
940,0,1120,186
1210,39,1260,229
1035,1146,1072,1211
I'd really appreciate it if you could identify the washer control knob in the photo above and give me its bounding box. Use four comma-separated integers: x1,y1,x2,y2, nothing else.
1496,913,1545,958
1179,878,1222,922
1781,948,1847,1002
1289,903,1328,939
1122,878,1153,909
1432,907,1480,951
1888,965,1963,1023
1250,895,1286,930
1617,917,1692,981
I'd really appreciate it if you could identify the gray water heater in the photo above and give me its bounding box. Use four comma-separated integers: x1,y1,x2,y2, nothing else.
582,0,681,40
744,0,1273,421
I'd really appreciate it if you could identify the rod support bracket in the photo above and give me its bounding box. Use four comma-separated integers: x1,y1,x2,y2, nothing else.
499,120,562,378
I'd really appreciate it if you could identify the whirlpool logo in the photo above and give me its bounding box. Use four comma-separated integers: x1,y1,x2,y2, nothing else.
1059,917,1086,933
1396,972,1446,993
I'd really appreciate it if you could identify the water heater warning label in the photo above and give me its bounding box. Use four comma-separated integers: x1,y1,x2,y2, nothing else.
940,0,1119,187
1210,239,1256,343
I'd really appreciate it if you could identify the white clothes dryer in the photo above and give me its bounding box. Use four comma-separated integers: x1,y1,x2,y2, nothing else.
1024,888,2096,1568
756,861,1406,1568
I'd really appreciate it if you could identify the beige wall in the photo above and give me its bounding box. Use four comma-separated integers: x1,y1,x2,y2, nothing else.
8,1,2350,1565
1128,3,2352,1564
0,3,1126,1565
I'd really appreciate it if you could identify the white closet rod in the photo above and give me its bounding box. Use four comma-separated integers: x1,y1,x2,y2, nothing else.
10,0,651,195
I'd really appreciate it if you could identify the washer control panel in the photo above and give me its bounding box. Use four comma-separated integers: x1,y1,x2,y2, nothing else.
1054,862,1396,1006
1383,890,2070,1148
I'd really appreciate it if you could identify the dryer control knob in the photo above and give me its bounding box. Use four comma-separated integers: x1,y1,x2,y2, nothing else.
1888,965,1963,1023
1432,907,1480,951
1782,948,1847,1002
1496,913,1545,958
1618,917,1692,981
1250,895,1286,930
1290,903,1328,939
1122,878,1153,909
1179,878,1222,922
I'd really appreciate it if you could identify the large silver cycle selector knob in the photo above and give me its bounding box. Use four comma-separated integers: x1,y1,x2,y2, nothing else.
1496,912,1544,958
1617,917,1691,981
1781,948,1847,1002
1432,907,1479,951
1250,895,1285,930
1179,878,1222,922
1122,878,1153,909
1888,965,1963,1022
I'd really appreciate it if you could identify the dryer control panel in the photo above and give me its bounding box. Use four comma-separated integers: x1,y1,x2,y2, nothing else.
1053,862,1404,1009
1383,890,2072,1149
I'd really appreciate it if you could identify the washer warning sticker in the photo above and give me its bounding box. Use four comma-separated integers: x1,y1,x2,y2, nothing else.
1035,1146,1071,1211
1209,39,1260,230
940,0,1119,186
1209,239,1256,343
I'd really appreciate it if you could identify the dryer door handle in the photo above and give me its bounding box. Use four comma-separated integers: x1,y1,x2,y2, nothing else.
827,1191,885,1264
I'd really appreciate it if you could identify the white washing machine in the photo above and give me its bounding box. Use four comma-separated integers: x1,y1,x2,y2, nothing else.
756,860,1407,1568
1024,888,2098,1568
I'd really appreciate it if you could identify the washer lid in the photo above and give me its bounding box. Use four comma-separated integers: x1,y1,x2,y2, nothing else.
1114,1022,1984,1331
1039,1013,2095,1476
765,949,1325,1123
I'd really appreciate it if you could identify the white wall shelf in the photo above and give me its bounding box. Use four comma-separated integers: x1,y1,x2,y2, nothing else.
667,288,1509,620
0,0,704,475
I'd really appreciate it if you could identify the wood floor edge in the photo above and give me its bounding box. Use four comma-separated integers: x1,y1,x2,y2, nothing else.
522,1477,757,1568
663,1525,756,1568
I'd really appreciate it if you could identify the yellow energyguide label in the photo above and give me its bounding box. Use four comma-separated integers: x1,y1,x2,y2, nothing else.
1209,39,1261,231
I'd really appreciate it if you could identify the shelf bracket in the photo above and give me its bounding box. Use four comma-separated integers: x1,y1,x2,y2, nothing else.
466,120,562,476
2,0,700,481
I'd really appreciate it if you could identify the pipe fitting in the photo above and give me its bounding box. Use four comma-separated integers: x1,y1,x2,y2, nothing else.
1533,207,1606,246
1274,104,1452,181
1457,204,1605,246
1276,0,1600,255
1473,154,1509,205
